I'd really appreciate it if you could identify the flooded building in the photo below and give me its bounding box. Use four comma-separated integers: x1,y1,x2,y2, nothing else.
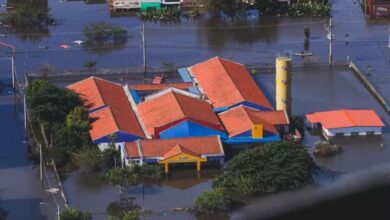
67,77,146,150
186,57,273,112
122,136,224,172
219,105,289,144
306,109,385,140
137,88,226,139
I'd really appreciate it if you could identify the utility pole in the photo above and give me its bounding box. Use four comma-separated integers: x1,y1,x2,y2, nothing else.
142,23,146,84
11,55,15,90
325,17,334,65
39,143,43,182
364,0,367,17
388,28,390,48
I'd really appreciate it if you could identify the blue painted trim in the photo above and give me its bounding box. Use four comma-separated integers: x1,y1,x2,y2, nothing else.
93,131,142,144
130,89,140,104
178,68,193,82
213,107,229,113
159,120,227,139
90,105,108,114
222,135,280,144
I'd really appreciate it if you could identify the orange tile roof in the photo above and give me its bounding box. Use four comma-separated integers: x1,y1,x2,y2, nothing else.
162,144,200,159
218,105,282,137
89,106,145,141
68,76,145,140
189,57,272,109
129,82,192,91
306,109,385,129
67,76,124,111
249,110,290,125
137,90,223,136
125,136,224,158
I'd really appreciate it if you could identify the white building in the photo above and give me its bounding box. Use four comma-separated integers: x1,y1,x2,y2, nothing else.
306,109,385,140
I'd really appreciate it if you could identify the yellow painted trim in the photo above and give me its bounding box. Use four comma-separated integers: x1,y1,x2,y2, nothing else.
158,152,207,164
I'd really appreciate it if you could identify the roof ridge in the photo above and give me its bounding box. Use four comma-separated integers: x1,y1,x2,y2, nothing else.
172,92,188,119
343,110,356,126
106,106,121,133
92,77,106,106
217,57,247,102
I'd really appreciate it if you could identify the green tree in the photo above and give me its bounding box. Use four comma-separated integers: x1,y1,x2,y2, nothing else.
26,80,82,130
66,106,89,127
204,0,244,17
60,207,92,220
213,141,318,194
106,196,140,220
194,188,233,214
83,22,127,42
1,4,54,27
72,148,102,173
83,61,97,74
52,123,91,152
105,168,138,187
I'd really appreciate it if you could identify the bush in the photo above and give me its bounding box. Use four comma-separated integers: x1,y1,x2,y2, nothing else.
60,207,92,220
83,22,127,42
1,4,54,27
72,148,102,173
26,80,82,130
213,142,318,194
138,8,181,22
104,165,163,186
106,196,140,219
313,141,342,157
194,188,233,214
289,0,331,16
105,168,138,186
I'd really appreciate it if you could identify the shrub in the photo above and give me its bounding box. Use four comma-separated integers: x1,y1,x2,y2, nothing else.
138,8,181,22
289,0,331,16
106,196,140,219
313,141,342,157
60,207,92,220
72,148,102,173
194,188,233,214
1,4,54,27
105,168,138,186
213,142,318,194
83,22,127,42
26,80,82,130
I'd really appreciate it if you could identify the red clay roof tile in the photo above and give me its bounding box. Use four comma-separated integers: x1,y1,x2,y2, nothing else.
137,90,222,136
189,57,272,109
306,109,385,129
125,136,224,159
218,106,281,137
68,77,145,140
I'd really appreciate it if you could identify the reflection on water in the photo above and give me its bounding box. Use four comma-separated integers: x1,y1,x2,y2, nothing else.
63,169,221,220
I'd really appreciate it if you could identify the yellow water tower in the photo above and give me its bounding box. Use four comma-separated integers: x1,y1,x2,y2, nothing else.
276,57,292,116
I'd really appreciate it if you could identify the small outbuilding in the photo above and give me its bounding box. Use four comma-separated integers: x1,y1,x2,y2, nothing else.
306,109,385,140
122,136,225,172
218,105,289,144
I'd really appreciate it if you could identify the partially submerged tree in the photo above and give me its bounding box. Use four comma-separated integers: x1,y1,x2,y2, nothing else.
26,80,82,130
60,207,92,220
194,188,233,214
213,141,318,195
1,4,54,27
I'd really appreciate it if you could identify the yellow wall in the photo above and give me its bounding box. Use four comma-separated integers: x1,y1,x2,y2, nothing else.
276,57,292,116
252,124,263,139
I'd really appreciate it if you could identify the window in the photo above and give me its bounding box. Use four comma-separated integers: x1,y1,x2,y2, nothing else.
335,132,344,136
351,132,359,136
367,131,375,135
